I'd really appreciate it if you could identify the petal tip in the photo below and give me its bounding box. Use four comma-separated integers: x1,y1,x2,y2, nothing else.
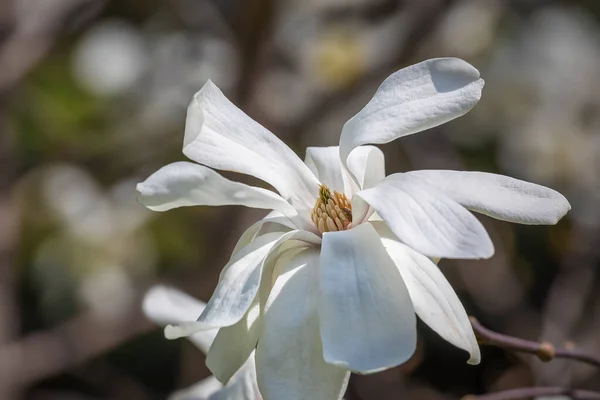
467,346,481,365
478,242,495,260
165,323,205,340
134,182,152,208
544,194,571,225
429,58,484,100
555,197,572,223
473,229,495,259
141,285,165,319
196,79,219,97
134,182,145,198
184,83,223,149
164,324,182,340
467,357,481,366
134,182,164,211
464,238,495,260
432,57,481,80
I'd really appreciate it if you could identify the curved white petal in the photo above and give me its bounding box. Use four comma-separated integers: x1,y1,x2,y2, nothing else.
350,195,373,226
169,376,223,400
142,286,216,354
340,58,484,179
256,249,349,400
209,356,262,400
374,223,480,364
305,147,345,193
319,223,417,373
346,145,385,192
206,300,261,384
182,81,320,216
305,145,386,197
136,162,296,219
355,174,494,259
207,246,305,383
406,170,571,225
165,230,321,339
231,212,296,256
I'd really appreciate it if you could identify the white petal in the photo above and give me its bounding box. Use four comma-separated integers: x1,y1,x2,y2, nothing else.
209,356,262,400
407,170,571,225
231,212,296,256
319,223,417,373
340,58,484,177
349,194,373,226
182,81,320,215
345,145,385,192
374,223,480,364
206,300,261,383
136,162,296,218
142,286,216,354
169,376,223,400
305,145,385,196
256,249,349,400
305,147,345,193
207,247,304,383
165,230,321,339
355,174,494,259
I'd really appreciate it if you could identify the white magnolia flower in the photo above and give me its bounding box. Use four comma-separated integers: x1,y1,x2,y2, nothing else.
137,58,570,400
143,286,262,400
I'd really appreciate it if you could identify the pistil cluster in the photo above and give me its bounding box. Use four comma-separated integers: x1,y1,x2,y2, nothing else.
311,184,352,234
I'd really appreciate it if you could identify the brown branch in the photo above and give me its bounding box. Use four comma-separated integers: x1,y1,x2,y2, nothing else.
470,317,600,368
462,387,600,400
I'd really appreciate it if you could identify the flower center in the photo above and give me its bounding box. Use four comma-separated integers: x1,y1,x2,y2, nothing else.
311,184,352,234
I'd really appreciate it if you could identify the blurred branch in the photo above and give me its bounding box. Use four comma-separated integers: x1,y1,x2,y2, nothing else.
463,387,600,400
233,0,275,104
0,105,20,400
0,0,105,96
0,118,19,345
470,317,600,368
0,293,153,392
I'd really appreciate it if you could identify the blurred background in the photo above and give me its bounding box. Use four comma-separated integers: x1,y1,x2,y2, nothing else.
1,0,600,398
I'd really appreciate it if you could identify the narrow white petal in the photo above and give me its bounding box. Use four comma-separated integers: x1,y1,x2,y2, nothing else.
319,223,417,373
374,223,480,364
407,170,571,225
256,249,349,400
355,173,494,259
206,300,261,383
183,81,320,215
165,230,321,339
340,58,484,178
209,356,262,400
169,376,223,400
349,194,373,226
305,147,345,193
305,145,385,197
231,212,296,256
345,145,385,192
207,246,305,383
142,286,216,354
136,162,296,218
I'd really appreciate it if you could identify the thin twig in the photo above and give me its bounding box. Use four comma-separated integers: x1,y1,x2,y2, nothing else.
470,317,600,368
462,386,600,400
